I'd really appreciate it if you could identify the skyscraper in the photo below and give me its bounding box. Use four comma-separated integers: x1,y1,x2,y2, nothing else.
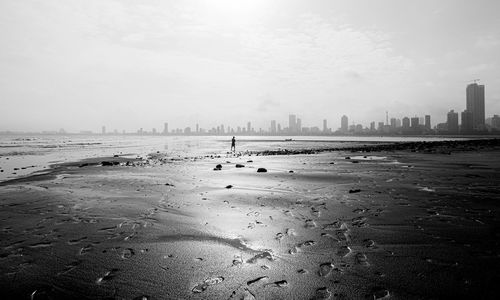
296,118,302,133
247,122,251,133
447,110,459,134
163,123,168,135
323,119,327,132
341,115,348,132
270,120,277,134
466,83,485,130
402,117,410,129
425,115,431,130
289,114,296,133
461,110,473,134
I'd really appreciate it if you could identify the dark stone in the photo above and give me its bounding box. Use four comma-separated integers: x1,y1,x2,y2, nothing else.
352,161,359,163
257,168,267,173
247,160,253,163
289,170,294,173
330,162,335,164
101,161,113,166
214,164,222,171
349,189,361,194
345,156,351,160
113,154,119,157
235,164,245,168
79,163,89,168
225,185,233,189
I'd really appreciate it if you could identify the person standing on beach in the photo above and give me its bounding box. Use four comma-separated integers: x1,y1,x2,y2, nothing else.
231,136,236,152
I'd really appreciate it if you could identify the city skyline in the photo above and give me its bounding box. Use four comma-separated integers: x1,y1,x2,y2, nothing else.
3,81,499,135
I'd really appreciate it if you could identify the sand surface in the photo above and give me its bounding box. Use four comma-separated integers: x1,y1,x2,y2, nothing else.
1,145,500,299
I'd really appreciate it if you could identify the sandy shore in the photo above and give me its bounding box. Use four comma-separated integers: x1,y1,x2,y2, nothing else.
1,141,500,299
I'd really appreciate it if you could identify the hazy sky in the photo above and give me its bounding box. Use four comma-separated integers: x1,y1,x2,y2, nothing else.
1,0,500,132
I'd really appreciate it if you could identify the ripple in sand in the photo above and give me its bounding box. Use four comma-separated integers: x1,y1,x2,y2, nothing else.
192,276,224,293
275,232,284,241
311,287,332,300
29,241,52,249
318,263,334,277
67,236,87,245
247,276,269,286
57,260,81,275
246,251,274,264
96,268,119,284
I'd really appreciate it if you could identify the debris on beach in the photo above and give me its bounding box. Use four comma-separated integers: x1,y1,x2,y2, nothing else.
257,168,268,173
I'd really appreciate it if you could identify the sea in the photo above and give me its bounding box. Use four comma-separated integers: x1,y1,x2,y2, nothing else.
0,134,469,182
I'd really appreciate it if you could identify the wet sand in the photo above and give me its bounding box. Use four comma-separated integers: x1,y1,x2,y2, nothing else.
1,141,500,299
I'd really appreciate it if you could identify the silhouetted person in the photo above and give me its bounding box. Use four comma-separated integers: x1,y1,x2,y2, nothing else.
231,136,236,152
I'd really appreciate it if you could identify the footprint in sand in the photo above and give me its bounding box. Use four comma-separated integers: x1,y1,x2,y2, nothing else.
355,253,370,266
370,287,390,299
311,287,332,300
192,276,224,293
229,287,256,300
305,219,316,228
79,244,93,255
96,268,119,284
246,251,274,264
364,239,376,248
318,263,334,277
265,280,288,288
336,246,351,257
247,276,269,286
121,248,135,259
297,240,316,248
311,207,321,217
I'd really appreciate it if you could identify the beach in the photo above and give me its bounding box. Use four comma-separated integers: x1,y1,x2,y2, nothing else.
1,139,500,299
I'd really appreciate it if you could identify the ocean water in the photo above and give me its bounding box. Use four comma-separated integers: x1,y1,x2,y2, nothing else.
0,134,467,182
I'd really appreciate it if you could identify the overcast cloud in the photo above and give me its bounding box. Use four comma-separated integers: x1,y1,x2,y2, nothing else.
1,0,499,132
